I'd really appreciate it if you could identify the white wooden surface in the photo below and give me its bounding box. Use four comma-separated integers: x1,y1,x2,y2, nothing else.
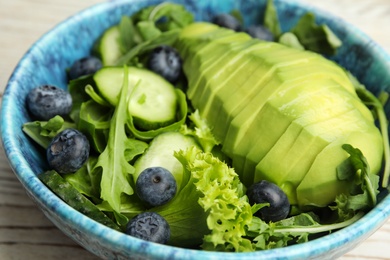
1,0,390,259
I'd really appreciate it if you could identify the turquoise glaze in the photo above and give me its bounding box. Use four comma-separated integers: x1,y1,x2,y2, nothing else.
1,0,390,259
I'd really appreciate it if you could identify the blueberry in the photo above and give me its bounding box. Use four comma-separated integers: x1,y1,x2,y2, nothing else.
46,128,90,174
247,180,290,222
136,167,177,207
126,212,170,244
68,56,102,80
245,25,274,41
212,13,241,31
26,85,72,120
147,45,182,83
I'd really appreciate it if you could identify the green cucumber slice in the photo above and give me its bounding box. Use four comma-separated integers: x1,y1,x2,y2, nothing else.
94,66,178,130
133,132,200,189
93,26,122,66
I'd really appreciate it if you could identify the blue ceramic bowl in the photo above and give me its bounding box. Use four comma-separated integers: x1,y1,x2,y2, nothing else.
2,0,390,259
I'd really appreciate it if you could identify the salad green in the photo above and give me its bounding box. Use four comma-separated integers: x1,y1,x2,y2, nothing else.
22,0,389,253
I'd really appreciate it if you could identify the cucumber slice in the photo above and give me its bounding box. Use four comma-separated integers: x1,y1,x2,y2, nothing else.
133,132,200,189
94,67,178,130
38,170,122,231
93,26,122,66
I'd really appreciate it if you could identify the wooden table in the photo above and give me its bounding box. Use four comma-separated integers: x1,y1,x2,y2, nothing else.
1,0,389,259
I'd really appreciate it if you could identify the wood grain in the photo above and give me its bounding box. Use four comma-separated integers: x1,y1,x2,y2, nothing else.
0,0,389,259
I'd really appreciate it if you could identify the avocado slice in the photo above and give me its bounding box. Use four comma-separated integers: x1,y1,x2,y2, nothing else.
241,79,340,185
187,31,252,68
223,51,357,155
190,39,258,110
175,22,384,210
249,77,366,161
253,108,364,204
296,127,383,208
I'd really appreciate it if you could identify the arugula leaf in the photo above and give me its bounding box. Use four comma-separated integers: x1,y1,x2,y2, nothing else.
22,115,75,148
263,0,282,38
278,32,305,50
77,100,112,153
331,144,380,221
115,29,181,66
63,156,101,201
92,66,147,213
133,2,194,31
136,20,162,41
68,75,96,123
247,209,364,250
118,16,142,54
112,2,193,66
84,85,111,107
290,13,342,55
354,87,390,188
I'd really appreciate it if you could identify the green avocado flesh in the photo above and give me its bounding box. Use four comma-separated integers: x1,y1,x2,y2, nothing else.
175,22,384,210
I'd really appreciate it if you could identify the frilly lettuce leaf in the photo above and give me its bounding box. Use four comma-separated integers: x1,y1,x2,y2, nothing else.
180,110,220,153
154,146,254,251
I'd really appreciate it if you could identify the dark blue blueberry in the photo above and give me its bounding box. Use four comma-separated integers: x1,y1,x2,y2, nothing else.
26,85,72,120
247,180,290,222
212,13,241,31
46,128,90,174
68,56,102,80
147,45,182,83
126,212,170,244
136,167,177,207
246,25,274,41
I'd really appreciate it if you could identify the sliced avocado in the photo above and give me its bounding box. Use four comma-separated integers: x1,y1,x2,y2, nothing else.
189,38,256,105
253,109,358,204
224,58,357,166
133,132,200,189
197,44,277,139
231,101,292,186
186,31,252,71
249,79,364,167
178,22,219,39
241,80,337,179
177,23,229,60
214,57,313,142
175,22,384,209
296,127,383,208
185,39,253,101
223,61,330,162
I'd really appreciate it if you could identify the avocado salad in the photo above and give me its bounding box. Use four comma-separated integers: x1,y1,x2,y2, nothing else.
22,0,390,252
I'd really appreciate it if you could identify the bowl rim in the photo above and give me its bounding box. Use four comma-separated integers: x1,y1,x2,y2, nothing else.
1,0,390,259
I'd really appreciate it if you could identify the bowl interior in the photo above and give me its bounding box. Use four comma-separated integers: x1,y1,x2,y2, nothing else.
2,0,390,259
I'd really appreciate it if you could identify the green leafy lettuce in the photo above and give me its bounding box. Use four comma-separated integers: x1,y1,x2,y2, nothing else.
109,2,194,66
92,66,148,213
150,146,253,250
247,210,364,250
180,109,220,153
263,0,342,55
22,115,75,148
